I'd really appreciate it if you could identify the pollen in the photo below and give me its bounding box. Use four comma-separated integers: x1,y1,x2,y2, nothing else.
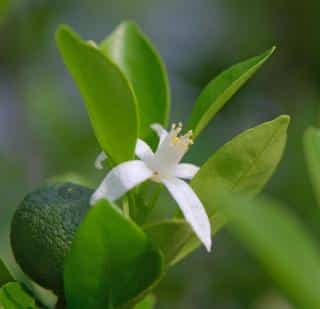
170,123,194,147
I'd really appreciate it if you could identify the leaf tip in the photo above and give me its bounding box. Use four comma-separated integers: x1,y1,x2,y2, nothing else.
55,24,80,51
269,45,277,54
119,19,139,30
110,20,140,39
260,45,276,61
55,24,71,40
276,114,290,128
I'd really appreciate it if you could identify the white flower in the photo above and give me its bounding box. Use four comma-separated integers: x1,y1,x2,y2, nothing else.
91,123,212,251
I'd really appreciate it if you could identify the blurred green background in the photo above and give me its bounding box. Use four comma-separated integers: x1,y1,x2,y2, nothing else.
1,0,320,308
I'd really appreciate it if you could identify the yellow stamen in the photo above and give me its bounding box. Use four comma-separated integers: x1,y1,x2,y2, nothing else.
170,123,194,147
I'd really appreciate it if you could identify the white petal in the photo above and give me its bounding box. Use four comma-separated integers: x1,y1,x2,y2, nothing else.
135,139,154,161
151,123,168,144
162,177,212,251
95,151,108,170
172,163,199,180
91,160,153,204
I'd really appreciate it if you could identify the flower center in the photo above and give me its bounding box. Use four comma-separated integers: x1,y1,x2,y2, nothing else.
147,123,194,179
170,122,193,149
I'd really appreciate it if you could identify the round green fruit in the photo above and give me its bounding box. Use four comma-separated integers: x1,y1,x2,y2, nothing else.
10,182,93,295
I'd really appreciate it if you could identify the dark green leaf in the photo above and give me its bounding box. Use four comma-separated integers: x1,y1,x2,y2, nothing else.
0,282,37,308
101,21,170,142
144,216,225,266
64,200,163,308
223,195,320,309
0,259,13,286
56,25,138,164
304,127,320,205
144,219,190,265
188,47,275,138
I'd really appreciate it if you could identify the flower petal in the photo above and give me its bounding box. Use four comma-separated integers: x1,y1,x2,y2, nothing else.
95,151,108,170
151,123,168,144
162,177,212,251
172,163,199,180
91,160,153,204
135,139,154,161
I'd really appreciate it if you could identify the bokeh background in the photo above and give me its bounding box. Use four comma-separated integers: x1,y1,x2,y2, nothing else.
1,0,320,308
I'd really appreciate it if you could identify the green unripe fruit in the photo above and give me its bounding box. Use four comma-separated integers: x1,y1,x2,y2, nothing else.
10,182,93,295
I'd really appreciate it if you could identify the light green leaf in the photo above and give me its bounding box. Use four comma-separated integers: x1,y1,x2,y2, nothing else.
188,47,276,138
56,25,138,164
0,282,38,308
192,115,290,215
0,259,13,286
64,200,163,309
147,115,289,266
134,294,156,309
304,127,320,205
100,21,170,142
222,195,320,309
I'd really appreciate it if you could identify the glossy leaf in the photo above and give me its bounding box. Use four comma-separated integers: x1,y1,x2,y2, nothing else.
64,200,163,308
192,115,289,215
0,282,38,308
188,47,275,138
177,115,289,263
148,115,289,266
56,25,138,164
0,259,13,286
223,195,320,309
100,21,170,142
304,127,320,205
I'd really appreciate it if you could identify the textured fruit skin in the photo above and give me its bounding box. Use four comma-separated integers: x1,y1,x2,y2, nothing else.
10,182,93,295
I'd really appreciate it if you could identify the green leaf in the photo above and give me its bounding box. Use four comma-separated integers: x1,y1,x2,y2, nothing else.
147,115,289,266
144,217,225,266
188,47,276,138
192,115,290,215
56,25,138,164
100,21,170,142
64,200,163,309
304,127,320,205
0,282,38,308
134,294,156,309
0,259,13,286
144,219,191,265
222,194,320,309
